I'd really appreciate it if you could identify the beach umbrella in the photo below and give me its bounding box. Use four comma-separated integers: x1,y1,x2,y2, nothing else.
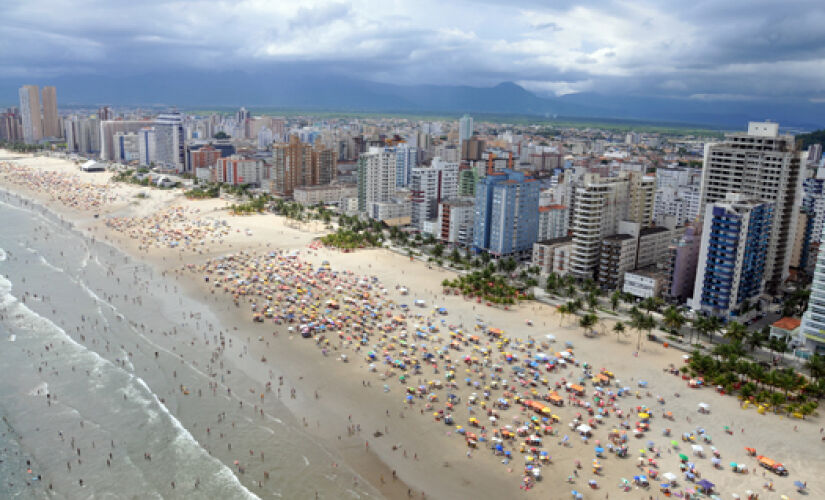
678,453,688,461
794,480,806,489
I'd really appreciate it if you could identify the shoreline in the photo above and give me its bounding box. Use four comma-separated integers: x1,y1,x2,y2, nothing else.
2,150,823,500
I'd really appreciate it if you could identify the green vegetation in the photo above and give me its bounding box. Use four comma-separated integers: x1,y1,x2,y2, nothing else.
0,141,46,153
213,131,231,139
686,349,824,416
441,267,530,305
228,195,270,215
320,228,382,249
185,184,220,199
796,129,825,149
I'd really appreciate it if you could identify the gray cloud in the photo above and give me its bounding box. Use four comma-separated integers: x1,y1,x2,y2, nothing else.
1,0,823,102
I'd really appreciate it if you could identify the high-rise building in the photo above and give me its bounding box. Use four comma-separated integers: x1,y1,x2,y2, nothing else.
461,138,485,161
153,112,185,171
537,205,569,241
410,157,459,232
257,127,273,150
217,156,261,186
188,144,222,172
458,115,473,145
801,225,825,353
698,121,804,294
473,169,540,258
113,132,140,162
41,86,60,138
395,144,418,187
0,108,23,142
99,120,148,160
138,127,156,166
808,144,823,165
663,224,702,302
313,142,337,186
357,147,396,213
691,193,773,318
97,106,113,121
569,171,655,279
270,136,337,196
18,85,42,144
438,197,475,247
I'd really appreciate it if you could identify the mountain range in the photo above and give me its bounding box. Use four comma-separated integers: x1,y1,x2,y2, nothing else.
2,71,823,130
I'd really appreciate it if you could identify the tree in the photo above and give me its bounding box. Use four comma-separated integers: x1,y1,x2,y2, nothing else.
610,291,621,311
450,248,461,265
724,321,748,344
213,131,231,139
579,313,598,336
705,316,723,344
587,291,599,311
745,328,767,352
805,354,825,381
613,321,626,340
662,306,686,336
557,304,569,326
432,243,444,258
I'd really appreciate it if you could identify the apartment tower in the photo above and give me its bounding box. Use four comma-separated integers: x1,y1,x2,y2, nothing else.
698,121,804,294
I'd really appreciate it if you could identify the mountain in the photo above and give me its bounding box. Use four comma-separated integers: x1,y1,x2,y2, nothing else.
1,70,823,130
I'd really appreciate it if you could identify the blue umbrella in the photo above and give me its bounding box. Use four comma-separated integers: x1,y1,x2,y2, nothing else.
794,481,806,489
595,446,604,454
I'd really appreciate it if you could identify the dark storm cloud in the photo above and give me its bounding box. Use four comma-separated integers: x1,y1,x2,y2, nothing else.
1,0,823,101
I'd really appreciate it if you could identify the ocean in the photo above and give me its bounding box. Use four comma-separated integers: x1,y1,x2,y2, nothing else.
0,190,379,499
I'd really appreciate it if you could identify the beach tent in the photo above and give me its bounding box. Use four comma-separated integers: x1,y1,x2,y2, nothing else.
697,479,714,492
662,472,677,483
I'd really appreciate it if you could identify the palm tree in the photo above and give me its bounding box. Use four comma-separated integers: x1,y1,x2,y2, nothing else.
579,313,598,336
724,321,748,344
804,354,825,381
630,314,645,352
745,328,767,352
610,291,621,311
705,316,723,344
587,292,599,311
557,304,569,326
613,321,626,340
662,306,686,337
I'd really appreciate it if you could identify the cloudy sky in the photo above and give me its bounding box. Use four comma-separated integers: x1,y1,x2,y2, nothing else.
2,0,824,102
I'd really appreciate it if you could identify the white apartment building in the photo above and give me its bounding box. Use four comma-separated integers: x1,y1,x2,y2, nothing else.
138,127,156,166
801,225,825,353
153,112,185,171
569,171,654,279
699,121,804,293
410,157,459,231
113,132,140,163
623,269,665,299
438,197,475,247
100,120,149,161
537,205,569,241
293,184,357,206
357,147,396,214
532,236,573,277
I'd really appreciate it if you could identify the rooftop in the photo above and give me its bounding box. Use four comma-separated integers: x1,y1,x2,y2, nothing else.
771,317,801,331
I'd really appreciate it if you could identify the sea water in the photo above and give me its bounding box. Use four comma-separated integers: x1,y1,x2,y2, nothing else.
0,191,379,499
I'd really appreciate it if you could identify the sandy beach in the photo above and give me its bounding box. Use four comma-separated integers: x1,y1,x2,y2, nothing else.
1,150,823,500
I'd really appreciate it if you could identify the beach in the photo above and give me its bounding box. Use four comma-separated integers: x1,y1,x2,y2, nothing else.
1,150,822,500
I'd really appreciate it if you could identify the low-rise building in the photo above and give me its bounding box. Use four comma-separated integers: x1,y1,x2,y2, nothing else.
532,236,573,277
623,267,666,299
293,184,357,206
770,317,802,345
